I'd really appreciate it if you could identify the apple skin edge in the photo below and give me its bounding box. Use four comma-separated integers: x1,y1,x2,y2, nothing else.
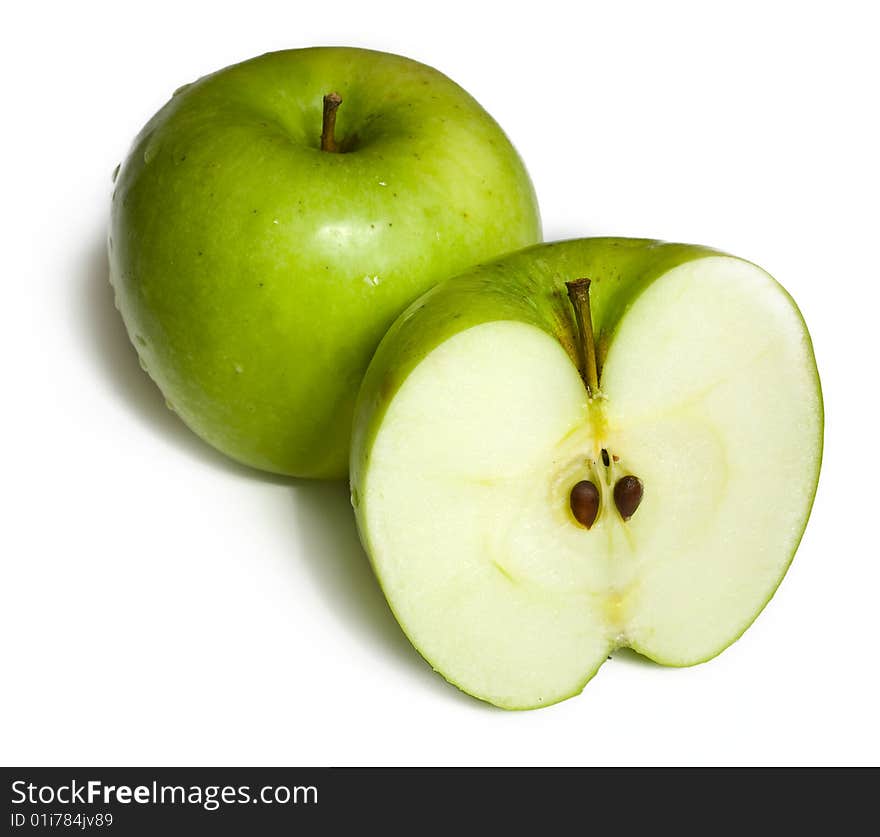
350,237,824,708
109,47,541,478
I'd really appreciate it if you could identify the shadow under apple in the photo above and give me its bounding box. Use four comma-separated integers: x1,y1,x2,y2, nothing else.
290,479,456,686
611,647,657,667
76,232,469,702
76,235,285,480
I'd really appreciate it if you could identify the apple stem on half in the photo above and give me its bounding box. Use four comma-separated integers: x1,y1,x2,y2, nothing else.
321,92,343,152
565,278,600,396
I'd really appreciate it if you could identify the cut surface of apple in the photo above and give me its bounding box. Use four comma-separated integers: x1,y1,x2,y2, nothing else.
351,240,823,709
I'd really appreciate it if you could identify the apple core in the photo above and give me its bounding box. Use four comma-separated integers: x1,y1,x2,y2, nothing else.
564,279,646,530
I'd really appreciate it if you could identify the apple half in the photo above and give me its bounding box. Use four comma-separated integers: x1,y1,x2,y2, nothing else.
350,238,823,709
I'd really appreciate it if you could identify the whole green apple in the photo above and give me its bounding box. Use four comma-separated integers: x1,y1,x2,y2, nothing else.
109,47,540,477
351,238,823,709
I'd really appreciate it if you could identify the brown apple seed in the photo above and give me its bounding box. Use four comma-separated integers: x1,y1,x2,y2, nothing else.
613,475,643,521
570,480,600,529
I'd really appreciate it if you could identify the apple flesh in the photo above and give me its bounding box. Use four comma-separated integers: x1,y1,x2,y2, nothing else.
351,238,823,709
109,47,540,478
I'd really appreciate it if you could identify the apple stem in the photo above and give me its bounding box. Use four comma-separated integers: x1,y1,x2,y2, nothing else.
321,92,343,152
565,278,600,395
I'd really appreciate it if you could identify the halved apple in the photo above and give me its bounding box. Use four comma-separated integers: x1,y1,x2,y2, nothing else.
350,238,823,709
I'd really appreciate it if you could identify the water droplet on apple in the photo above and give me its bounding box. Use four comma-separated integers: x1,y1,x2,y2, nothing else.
165,399,176,413
350,488,359,508
111,163,120,183
378,181,387,187
143,135,160,164
272,218,279,225
234,364,243,374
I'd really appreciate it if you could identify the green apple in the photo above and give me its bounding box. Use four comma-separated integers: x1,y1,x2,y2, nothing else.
109,47,540,478
351,238,823,709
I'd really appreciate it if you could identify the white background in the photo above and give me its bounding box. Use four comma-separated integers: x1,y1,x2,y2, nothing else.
3,0,878,766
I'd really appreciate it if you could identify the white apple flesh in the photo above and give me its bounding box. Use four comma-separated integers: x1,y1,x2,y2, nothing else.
351,240,823,709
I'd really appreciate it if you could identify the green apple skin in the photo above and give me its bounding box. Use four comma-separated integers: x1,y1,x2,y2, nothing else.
109,47,541,478
351,237,823,708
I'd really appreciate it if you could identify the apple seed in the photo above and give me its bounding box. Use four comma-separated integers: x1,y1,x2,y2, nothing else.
613,475,643,521
570,480,600,529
